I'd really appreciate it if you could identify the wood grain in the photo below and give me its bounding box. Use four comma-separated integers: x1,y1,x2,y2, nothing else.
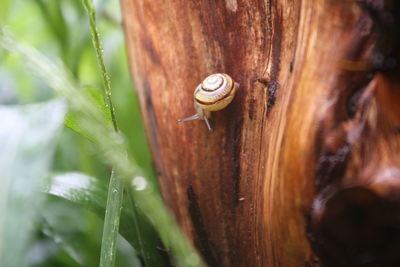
121,0,400,266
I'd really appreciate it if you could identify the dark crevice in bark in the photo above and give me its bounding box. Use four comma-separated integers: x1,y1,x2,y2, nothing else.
187,185,220,267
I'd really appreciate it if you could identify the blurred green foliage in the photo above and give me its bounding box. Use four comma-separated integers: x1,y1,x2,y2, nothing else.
0,0,155,266
0,0,153,176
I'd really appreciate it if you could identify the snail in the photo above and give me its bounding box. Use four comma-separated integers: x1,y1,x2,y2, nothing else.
178,73,239,131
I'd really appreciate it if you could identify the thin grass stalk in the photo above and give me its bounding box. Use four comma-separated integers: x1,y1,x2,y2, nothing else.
82,0,117,131
81,1,139,266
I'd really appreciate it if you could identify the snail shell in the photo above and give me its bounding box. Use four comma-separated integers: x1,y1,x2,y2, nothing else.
178,73,239,131
194,73,237,112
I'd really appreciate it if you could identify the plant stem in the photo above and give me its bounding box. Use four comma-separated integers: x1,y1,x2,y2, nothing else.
82,0,118,131
82,1,124,267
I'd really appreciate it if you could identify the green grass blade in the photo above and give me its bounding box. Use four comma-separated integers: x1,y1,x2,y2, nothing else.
100,170,124,267
43,171,166,266
40,172,146,266
129,179,203,267
34,0,70,66
82,0,118,131
0,31,206,267
80,1,129,266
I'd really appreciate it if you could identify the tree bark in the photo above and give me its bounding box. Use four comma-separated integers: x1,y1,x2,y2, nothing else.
121,0,400,266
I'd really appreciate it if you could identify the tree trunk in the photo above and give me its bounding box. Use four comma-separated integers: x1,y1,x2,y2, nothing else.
121,0,400,266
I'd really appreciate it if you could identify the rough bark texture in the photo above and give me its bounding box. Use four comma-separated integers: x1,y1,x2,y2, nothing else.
121,0,400,266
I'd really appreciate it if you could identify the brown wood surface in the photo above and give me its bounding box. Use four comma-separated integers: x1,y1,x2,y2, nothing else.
121,0,400,266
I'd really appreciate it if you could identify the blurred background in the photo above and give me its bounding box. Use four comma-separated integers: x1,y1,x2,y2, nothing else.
0,0,155,266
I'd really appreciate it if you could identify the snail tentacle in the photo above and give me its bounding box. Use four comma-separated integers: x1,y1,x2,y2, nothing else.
177,114,200,122
203,116,212,131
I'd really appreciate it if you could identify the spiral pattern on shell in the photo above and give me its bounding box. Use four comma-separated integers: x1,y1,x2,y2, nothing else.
194,73,237,112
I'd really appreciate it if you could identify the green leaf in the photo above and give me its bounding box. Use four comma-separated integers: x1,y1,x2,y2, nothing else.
64,87,112,142
42,172,166,267
0,99,66,267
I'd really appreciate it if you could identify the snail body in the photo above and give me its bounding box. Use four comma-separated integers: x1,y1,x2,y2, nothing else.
178,73,239,131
